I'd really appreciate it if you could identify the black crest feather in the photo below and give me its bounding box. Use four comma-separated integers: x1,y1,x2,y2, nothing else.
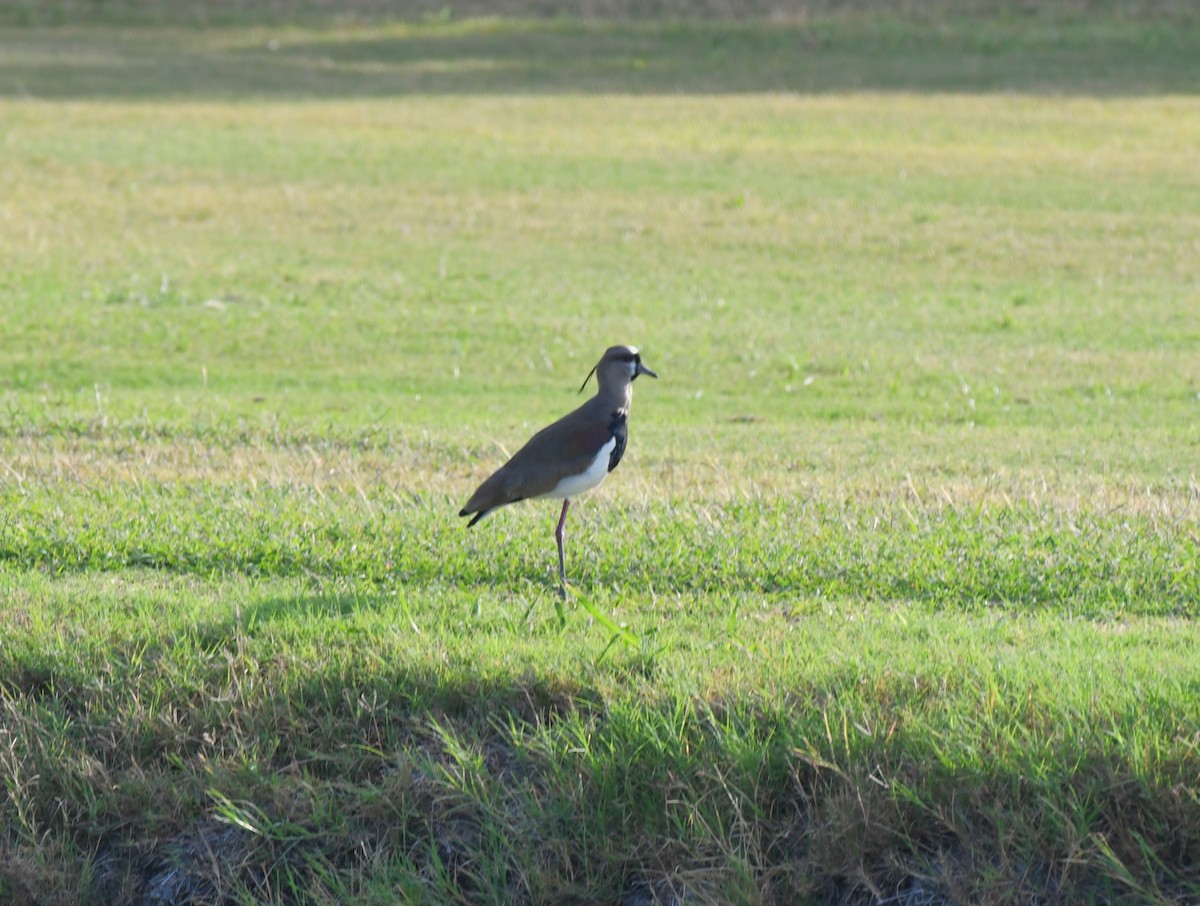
578,364,598,394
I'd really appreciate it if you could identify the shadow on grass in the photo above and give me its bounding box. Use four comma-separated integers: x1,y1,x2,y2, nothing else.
2,14,1199,99
4,607,1200,903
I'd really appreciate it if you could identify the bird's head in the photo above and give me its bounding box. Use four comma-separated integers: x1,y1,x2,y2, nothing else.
579,344,658,394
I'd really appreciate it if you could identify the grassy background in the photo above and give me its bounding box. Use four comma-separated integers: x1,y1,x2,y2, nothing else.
2,1,1200,903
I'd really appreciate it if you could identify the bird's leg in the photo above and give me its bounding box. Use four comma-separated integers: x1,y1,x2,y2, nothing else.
555,498,571,598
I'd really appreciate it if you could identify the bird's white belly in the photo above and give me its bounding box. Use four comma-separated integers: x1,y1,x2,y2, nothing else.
538,437,615,500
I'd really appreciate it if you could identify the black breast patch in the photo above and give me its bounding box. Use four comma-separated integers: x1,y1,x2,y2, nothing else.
607,410,628,472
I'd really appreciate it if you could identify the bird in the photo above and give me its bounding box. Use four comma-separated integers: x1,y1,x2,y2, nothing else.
459,344,658,596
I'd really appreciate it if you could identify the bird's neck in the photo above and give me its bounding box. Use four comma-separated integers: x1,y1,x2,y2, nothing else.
594,382,633,415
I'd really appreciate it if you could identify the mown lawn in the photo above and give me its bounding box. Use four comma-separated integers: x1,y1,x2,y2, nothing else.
2,3,1200,903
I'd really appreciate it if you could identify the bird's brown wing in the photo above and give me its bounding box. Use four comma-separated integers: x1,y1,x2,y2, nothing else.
460,406,614,518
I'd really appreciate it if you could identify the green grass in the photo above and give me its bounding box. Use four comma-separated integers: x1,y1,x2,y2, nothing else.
3,2,1200,903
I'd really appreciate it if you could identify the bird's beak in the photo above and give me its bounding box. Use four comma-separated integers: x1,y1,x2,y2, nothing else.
636,361,658,380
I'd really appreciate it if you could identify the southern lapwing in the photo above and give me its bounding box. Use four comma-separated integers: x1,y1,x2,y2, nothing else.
459,344,658,596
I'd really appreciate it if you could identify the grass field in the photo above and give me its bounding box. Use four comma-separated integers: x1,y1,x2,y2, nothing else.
3,2,1200,903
